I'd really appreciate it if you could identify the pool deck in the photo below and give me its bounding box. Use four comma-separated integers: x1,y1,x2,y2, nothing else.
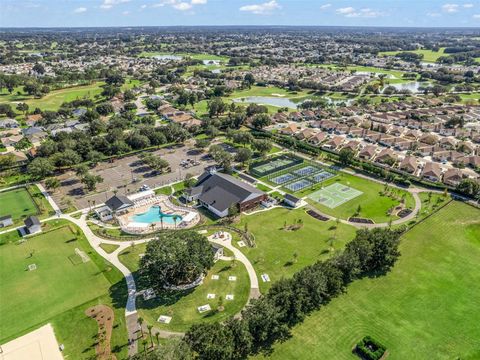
117,195,200,234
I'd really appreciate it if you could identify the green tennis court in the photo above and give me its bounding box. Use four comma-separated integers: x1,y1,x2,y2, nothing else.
308,183,363,209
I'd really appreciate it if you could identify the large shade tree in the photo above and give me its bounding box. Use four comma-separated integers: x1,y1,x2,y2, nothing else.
140,231,214,288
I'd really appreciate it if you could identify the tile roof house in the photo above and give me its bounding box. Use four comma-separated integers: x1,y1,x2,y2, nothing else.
308,132,327,145
422,162,443,182
442,168,464,186
399,156,418,174
358,145,377,160
375,148,398,165
185,171,267,218
280,123,299,135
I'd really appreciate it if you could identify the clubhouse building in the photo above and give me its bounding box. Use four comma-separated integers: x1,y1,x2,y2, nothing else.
185,170,267,218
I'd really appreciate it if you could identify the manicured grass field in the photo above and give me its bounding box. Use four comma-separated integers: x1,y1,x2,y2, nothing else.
119,244,250,332
379,47,446,63
0,83,104,111
0,220,128,359
236,207,357,292
0,187,39,224
0,79,141,112
301,172,415,223
258,201,480,360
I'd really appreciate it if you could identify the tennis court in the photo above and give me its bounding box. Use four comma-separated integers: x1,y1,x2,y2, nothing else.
308,183,363,209
249,155,302,177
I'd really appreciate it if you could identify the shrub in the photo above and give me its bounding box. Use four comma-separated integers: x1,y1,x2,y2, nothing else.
355,336,387,360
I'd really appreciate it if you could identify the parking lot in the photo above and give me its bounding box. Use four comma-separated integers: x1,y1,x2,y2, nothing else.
49,143,216,210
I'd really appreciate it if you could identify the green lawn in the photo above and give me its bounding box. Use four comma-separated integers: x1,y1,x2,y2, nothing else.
300,172,415,223
99,243,120,254
235,207,357,292
379,48,446,63
258,201,480,360
0,220,128,359
0,79,141,112
119,244,250,332
0,187,39,225
0,83,105,111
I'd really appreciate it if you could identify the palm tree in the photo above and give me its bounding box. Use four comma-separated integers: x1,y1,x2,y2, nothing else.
173,215,180,229
137,317,144,338
147,325,154,348
155,332,160,346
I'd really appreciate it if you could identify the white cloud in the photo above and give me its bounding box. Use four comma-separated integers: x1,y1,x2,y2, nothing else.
173,2,192,10
427,12,441,17
463,3,474,8
240,0,281,15
74,7,87,13
152,0,207,11
336,7,382,18
442,3,459,13
140,4,147,9
473,13,480,18
336,6,355,15
100,0,131,10
122,10,130,15
319,3,331,10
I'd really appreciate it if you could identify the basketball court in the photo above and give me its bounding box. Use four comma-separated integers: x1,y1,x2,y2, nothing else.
308,183,363,208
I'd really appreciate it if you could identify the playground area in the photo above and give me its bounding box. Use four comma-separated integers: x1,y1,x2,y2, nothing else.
308,183,363,209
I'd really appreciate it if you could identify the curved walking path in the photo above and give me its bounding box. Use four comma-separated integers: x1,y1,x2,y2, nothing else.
208,232,261,300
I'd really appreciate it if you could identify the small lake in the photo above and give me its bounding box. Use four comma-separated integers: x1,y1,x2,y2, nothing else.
153,54,183,61
203,59,221,65
382,81,429,94
233,96,299,108
232,96,354,108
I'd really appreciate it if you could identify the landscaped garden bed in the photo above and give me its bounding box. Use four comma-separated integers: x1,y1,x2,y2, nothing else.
349,217,375,224
306,209,329,221
354,336,387,360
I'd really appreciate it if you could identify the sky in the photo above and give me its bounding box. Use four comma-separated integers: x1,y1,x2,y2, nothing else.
1,0,480,28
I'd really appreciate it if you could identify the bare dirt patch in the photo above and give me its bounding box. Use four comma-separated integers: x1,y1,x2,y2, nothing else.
85,304,117,360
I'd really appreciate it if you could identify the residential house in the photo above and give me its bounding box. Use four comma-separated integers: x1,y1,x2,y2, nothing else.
358,145,377,160
442,168,463,186
399,156,418,174
422,162,443,182
280,123,299,135
0,118,19,129
375,148,398,165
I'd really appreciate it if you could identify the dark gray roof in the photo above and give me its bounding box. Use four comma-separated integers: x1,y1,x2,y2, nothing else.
22,127,45,136
193,171,264,213
24,216,40,227
0,215,12,221
105,195,134,211
284,193,301,203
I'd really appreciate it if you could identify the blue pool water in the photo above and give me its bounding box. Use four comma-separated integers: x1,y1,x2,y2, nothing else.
131,206,181,224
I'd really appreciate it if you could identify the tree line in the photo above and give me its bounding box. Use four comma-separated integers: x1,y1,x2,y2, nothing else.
133,227,402,359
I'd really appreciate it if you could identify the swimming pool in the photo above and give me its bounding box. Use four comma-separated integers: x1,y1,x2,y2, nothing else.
130,206,181,224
